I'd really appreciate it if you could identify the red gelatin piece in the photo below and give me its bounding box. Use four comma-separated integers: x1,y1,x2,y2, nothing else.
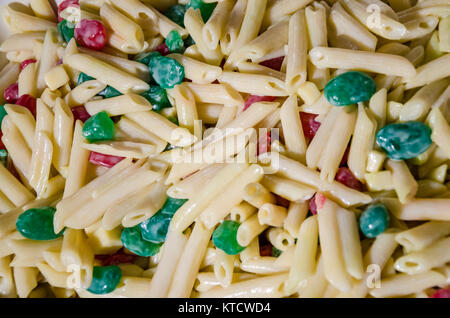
0,131,5,150
340,146,350,167
95,249,136,266
300,112,321,140
309,194,317,215
315,193,327,210
20,59,37,71
16,94,37,118
89,151,125,168
244,95,277,111
74,19,107,50
259,244,272,257
58,0,79,22
71,105,91,123
257,131,271,156
259,56,284,71
155,43,170,56
430,288,450,298
274,194,290,208
4,83,19,104
335,167,363,191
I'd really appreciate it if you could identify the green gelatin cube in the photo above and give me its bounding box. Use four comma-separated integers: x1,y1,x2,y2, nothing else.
163,143,176,152
0,149,7,167
140,197,187,243
140,213,171,244
165,30,185,54
359,204,390,238
0,104,7,129
164,4,187,27
121,226,162,257
324,71,376,106
16,207,64,241
376,121,432,160
212,220,246,255
97,86,123,99
82,111,115,143
272,247,283,257
58,19,75,43
160,197,188,216
141,86,171,112
77,72,94,85
184,35,195,48
188,0,217,22
168,116,179,126
87,265,122,295
149,55,185,89
136,51,161,66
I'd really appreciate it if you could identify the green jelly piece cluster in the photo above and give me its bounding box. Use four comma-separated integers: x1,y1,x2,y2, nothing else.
166,30,185,54
376,121,432,160
187,0,217,22
0,149,7,167
58,20,75,43
0,104,7,129
149,55,185,89
164,4,187,27
139,197,188,243
16,207,64,241
141,86,171,112
324,71,376,106
359,204,390,238
121,226,162,257
212,220,246,255
77,73,122,99
87,265,122,295
82,111,115,143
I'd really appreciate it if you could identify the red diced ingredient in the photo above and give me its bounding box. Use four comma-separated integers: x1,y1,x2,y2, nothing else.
315,193,327,210
7,160,21,180
309,194,317,215
259,244,272,257
4,83,19,104
257,131,271,156
244,95,277,111
155,43,170,56
20,59,37,71
259,56,284,71
74,19,107,51
71,105,91,123
0,131,5,150
89,151,125,168
274,194,290,208
95,249,136,266
340,146,350,167
335,167,363,191
430,288,450,298
258,233,272,257
58,0,79,22
300,112,321,140
16,94,37,118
